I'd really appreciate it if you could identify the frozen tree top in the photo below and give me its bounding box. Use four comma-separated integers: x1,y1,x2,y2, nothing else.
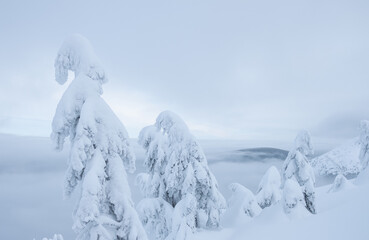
155,110,191,142
294,130,314,156
54,34,107,85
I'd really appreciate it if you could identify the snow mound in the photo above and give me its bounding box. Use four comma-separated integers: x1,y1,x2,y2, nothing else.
312,138,361,176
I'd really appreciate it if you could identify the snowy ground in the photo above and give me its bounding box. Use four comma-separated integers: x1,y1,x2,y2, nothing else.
0,134,367,239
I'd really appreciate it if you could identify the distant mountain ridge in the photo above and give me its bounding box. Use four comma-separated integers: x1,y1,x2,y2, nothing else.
311,138,361,176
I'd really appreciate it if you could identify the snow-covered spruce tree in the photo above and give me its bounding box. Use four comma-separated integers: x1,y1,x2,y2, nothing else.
256,166,282,209
282,130,316,214
51,35,147,240
136,111,226,238
355,120,369,184
359,120,369,170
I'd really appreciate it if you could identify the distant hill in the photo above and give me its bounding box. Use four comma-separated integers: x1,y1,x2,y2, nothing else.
237,147,288,162
209,147,288,164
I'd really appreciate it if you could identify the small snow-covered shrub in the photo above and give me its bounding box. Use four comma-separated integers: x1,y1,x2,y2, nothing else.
256,166,282,209
39,234,63,240
282,130,316,214
328,174,354,193
283,179,306,215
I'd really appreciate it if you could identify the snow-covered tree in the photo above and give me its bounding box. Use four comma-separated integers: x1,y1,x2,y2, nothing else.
136,111,226,239
282,130,316,214
282,179,307,216
359,120,369,170
256,166,282,209
51,34,147,240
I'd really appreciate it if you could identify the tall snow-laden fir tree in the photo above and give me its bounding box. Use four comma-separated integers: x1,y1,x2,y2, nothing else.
136,111,226,239
282,130,316,214
256,166,282,209
51,34,147,240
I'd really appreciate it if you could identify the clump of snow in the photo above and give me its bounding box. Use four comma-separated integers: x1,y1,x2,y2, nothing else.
282,130,316,214
328,174,354,193
51,35,146,240
136,110,226,235
222,183,261,226
282,179,309,217
54,34,107,86
256,166,281,209
311,138,361,176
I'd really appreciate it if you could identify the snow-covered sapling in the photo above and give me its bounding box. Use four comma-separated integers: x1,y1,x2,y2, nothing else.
40,234,64,240
51,35,147,240
282,130,316,214
256,166,282,209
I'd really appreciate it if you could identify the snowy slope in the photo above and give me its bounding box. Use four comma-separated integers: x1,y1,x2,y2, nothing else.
194,180,368,240
311,138,361,176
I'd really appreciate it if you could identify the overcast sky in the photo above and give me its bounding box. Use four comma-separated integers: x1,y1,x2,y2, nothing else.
0,0,368,144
